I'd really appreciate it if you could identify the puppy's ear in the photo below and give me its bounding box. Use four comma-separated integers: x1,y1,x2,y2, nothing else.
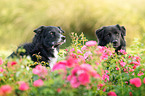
57,26,65,33
120,26,126,36
96,27,104,39
34,26,45,34
116,24,126,36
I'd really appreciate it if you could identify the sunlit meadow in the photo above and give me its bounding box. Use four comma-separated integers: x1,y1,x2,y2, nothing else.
1,0,145,50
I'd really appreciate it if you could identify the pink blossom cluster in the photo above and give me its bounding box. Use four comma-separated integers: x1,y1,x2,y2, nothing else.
0,58,3,65
116,55,141,75
51,41,119,88
52,57,101,88
52,41,115,88
32,65,48,78
107,91,117,96
33,79,44,87
102,70,109,82
0,85,12,95
17,81,29,91
95,46,114,60
129,77,145,88
0,58,5,73
67,64,100,88
51,40,144,94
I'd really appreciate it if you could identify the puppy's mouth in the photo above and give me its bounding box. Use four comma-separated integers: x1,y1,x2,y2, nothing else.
113,44,120,48
52,39,66,48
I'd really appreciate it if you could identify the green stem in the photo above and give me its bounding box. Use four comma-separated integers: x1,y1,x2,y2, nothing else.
119,67,124,95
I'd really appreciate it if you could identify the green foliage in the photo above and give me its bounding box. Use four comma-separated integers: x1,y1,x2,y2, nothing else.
1,33,145,95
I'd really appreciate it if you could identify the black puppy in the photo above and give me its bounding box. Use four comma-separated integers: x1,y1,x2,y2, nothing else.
8,26,66,68
96,24,126,53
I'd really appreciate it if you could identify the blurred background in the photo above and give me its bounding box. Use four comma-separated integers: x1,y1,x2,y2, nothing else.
0,0,145,51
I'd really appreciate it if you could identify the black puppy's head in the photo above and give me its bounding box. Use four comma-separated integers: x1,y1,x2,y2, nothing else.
96,24,126,49
33,26,66,48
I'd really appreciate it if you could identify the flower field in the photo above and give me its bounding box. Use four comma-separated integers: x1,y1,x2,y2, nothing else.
0,33,145,96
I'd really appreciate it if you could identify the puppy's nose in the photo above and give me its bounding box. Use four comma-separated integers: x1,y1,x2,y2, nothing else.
112,40,118,43
61,36,66,40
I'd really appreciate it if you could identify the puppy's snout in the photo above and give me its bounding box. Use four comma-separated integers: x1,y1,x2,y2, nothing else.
112,40,118,43
61,36,66,40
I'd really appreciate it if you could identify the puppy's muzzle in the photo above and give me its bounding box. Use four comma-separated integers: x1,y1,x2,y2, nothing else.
112,40,119,48
112,40,118,44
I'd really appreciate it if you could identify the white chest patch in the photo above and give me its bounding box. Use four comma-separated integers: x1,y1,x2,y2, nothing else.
49,48,58,69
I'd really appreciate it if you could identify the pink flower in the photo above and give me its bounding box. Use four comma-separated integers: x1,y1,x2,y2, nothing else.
85,41,97,47
116,67,119,70
103,88,106,92
11,61,17,66
100,53,108,60
67,64,100,88
65,49,68,51
129,92,133,96
70,76,81,88
70,48,75,52
143,78,145,84
77,49,83,54
129,68,134,72
81,45,87,51
133,56,141,62
33,79,44,87
52,61,66,71
32,65,48,78
125,81,128,84
78,72,90,85
78,55,85,63
67,65,91,88
0,85,12,95
84,51,92,59
0,89,2,95
138,72,144,76
71,65,80,75
102,74,109,82
57,88,61,93
0,58,3,65
97,84,105,90
67,75,72,81
130,61,140,66
96,46,108,54
120,60,126,67
130,78,141,87
107,91,117,96
66,56,78,67
18,81,29,91
119,49,127,55
0,67,4,73
133,65,136,69
80,64,99,78
7,61,17,67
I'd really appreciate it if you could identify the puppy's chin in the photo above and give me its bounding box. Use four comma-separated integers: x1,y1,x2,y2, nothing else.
113,44,120,48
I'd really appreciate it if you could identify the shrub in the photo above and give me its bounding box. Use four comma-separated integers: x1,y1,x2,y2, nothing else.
0,33,145,96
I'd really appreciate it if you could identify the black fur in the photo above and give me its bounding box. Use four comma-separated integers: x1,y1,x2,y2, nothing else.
96,24,126,53
8,26,66,67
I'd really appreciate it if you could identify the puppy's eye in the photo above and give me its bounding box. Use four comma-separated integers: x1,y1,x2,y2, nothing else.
105,34,110,39
50,32,55,36
114,32,119,35
107,33,111,37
